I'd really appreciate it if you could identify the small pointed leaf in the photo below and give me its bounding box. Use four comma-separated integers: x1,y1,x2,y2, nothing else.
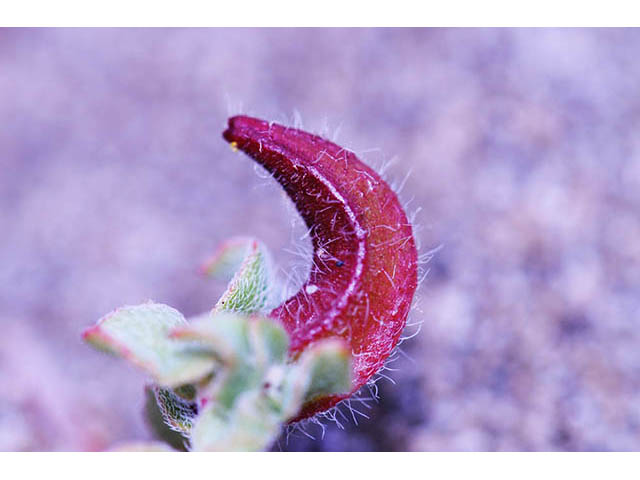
153,386,198,435
214,239,274,314
144,385,190,451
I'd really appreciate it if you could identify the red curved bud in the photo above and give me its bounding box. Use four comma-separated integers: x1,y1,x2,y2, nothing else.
223,116,418,420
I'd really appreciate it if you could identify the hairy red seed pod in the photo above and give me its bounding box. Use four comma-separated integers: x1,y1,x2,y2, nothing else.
223,116,418,420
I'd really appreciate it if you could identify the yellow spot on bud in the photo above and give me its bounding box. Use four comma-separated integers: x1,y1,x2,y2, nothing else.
230,141,238,152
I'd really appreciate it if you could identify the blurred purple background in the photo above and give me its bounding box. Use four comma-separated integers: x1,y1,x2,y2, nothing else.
1,28,640,451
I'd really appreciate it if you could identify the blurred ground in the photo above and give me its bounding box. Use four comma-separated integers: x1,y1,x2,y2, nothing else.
1,28,640,451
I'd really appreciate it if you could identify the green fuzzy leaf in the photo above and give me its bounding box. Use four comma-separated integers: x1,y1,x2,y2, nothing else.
248,317,289,366
144,385,190,451
213,239,274,314
214,362,262,410
191,390,281,452
170,312,250,363
189,405,228,452
83,303,217,386
303,340,352,401
153,386,198,435
281,339,352,419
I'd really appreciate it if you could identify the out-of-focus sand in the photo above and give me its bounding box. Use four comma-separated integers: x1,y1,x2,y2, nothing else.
1,28,640,451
